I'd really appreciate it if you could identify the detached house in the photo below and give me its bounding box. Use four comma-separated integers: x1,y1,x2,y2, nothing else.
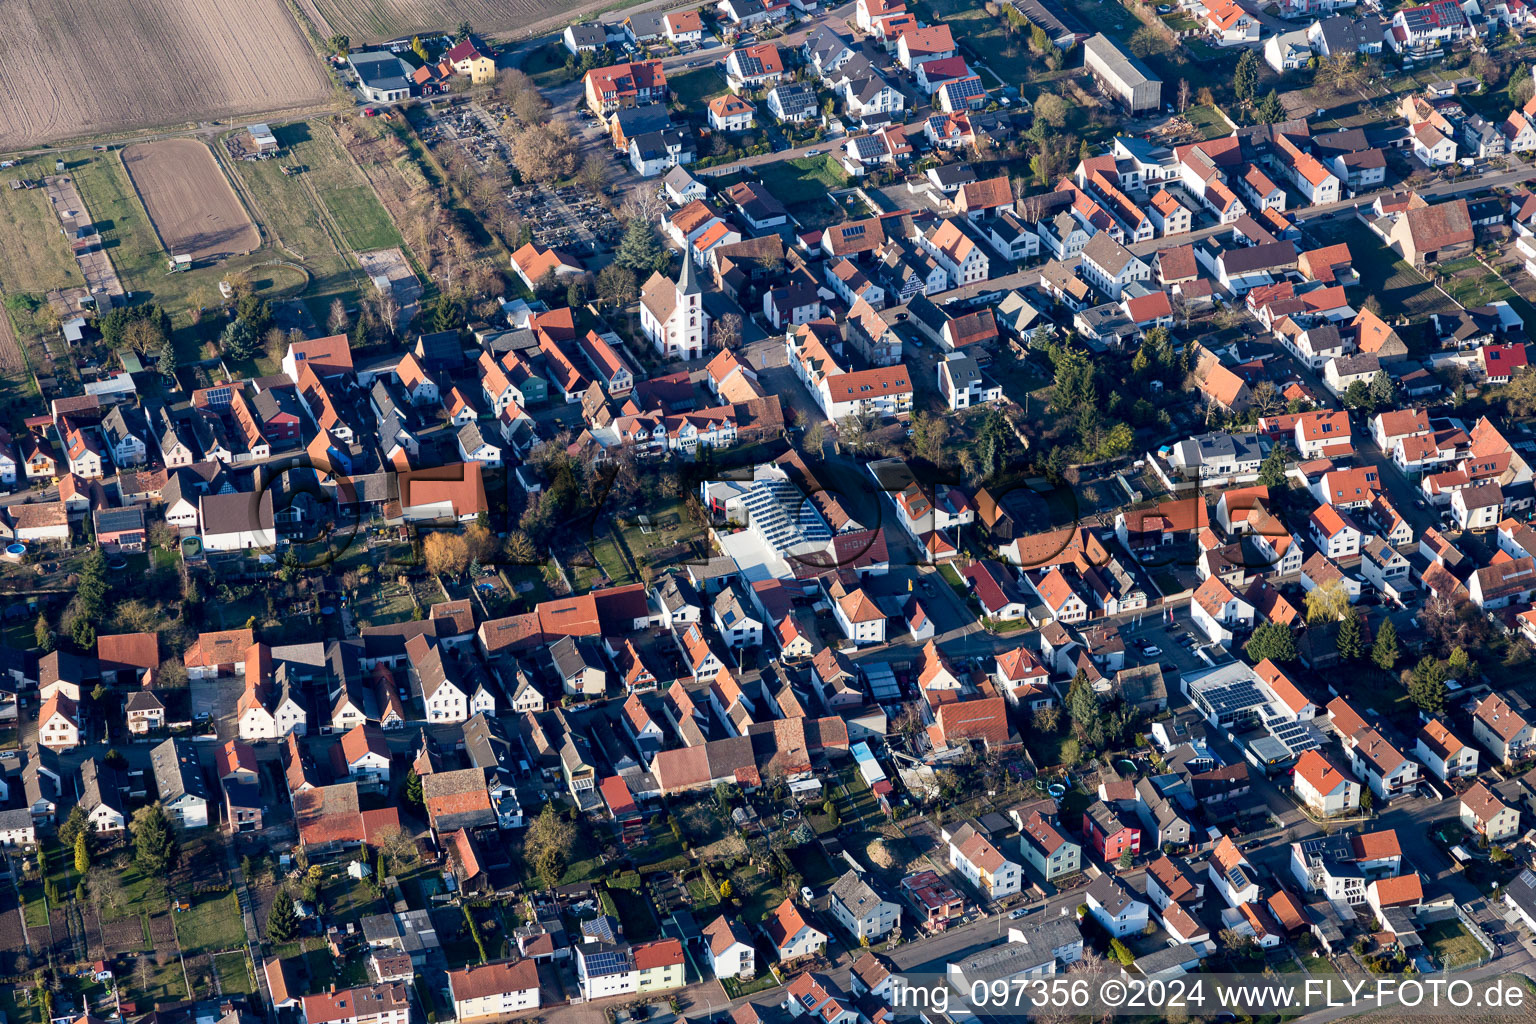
765,900,828,961
945,822,1023,899
703,916,755,980
828,870,902,940
1461,780,1520,841
1472,693,1534,763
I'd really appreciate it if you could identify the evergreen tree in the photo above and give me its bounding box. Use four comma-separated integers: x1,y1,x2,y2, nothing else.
1244,620,1297,663
1372,618,1399,672
403,768,423,809
58,806,90,855
221,319,259,363
1066,671,1106,751
69,615,96,651
1254,90,1285,124
77,548,108,615
1447,645,1472,680
1408,655,1447,715
1257,446,1288,487
74,830,90,875
1234,50,1260,102
1336,610,1363,661
1369,370,1395,407
130,804,177,874
267,890,297,943
33,614,53,654
614,217,668,274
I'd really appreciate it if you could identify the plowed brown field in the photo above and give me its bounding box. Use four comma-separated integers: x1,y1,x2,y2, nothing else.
123,140,259,260
297,0,584,43
0,0,331,151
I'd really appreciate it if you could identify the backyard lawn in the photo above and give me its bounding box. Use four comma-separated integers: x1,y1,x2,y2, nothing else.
606,885,660,942
1184,105,1233,140
754,156,851,206
213,952,257,996
1421,918,1485,968
1309,220,1457,321
172,890,246,954
669,68,730,114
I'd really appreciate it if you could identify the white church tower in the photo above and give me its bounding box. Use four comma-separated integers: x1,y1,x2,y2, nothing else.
640,256,710,360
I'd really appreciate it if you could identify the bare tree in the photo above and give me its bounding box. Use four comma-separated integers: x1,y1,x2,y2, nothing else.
711,313,742,351
622,184,666,226
1177,78,1191,113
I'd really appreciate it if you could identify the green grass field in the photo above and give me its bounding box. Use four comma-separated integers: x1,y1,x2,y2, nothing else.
0,159,86,297
230,120,402,320
172,890,246,954
1310,220,1457,320
213,951,257,996
754,156,851,206
669,68,730,113
1422,919,1485,968
1185,104,1234,140
68,153,166,291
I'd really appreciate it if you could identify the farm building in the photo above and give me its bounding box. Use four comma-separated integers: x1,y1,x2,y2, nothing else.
1082,33,1161,113
249,124,279,155
349,52,414,103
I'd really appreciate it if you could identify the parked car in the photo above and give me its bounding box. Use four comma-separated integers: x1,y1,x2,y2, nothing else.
806,149,822,156
1143,646,1162,657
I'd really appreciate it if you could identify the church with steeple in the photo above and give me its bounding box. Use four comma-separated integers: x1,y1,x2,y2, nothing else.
640,257,710,360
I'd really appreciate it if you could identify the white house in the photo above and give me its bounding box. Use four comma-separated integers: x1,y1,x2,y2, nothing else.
765,900,829,960
1190,576,1254,644
1080,232,1151,301
828,870,902,940
1209,837,1261,908
150,737,210,830
1084,874,1149,938
448,959,541,1021
38,696,80,750
575,943,639,1000
199,491,278,552
1472,693,1532,763
946,823,1023,899
1292,749,1360,817
1460,781,1520,842
1414,720,1478,781
703,916,755,980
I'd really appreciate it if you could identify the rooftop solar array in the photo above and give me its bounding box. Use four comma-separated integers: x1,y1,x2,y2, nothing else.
584,948,631,977
1196,679,1266,717
742,477,832,555
1265,717,1322,755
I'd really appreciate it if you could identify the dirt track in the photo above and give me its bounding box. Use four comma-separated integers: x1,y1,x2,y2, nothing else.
122,141,260,261
0,0,331,151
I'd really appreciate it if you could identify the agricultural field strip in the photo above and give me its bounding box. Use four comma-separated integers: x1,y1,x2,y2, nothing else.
0,0,331,151
123,141,261,261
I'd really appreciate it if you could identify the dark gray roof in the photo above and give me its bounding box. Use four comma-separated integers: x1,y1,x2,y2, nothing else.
930,162,978,187
101,404,147,448
349,51,413,92
150,737,210,806
78,758,125,817
200,490,274,535
94,505,146,534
